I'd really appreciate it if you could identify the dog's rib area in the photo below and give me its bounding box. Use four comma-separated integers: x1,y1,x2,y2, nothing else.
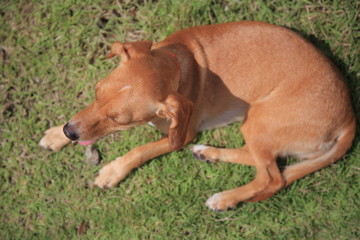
199,105,247,131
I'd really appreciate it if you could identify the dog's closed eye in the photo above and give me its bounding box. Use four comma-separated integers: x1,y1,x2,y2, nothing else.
108,115,118,123
107,113,132,125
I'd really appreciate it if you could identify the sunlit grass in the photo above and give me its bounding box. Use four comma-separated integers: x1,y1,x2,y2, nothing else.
1,0,359,239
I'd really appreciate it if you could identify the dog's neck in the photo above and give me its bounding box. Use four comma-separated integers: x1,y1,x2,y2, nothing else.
163,49,182,91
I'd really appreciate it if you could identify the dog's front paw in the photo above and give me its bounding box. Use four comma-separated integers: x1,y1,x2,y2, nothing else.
205,193,236,211
39,125,71,151
191,145,216,163
94,158,128,189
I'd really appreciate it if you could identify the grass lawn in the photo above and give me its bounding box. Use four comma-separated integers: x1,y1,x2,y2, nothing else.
1,0,359,239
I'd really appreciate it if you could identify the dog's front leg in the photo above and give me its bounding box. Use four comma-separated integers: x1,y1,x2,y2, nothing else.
94,137,180,189
39,124,71,151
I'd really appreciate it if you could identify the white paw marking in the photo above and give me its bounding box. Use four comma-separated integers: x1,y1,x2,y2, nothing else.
38,137,47,148
191,144,216,163
147,121,155,127
191,145,209,153
205,193,235,211
205,193,222,209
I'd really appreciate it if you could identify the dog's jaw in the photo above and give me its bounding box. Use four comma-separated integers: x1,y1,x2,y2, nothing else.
78,140,97,146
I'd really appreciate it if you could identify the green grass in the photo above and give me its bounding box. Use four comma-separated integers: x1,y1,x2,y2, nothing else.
1,0,359,239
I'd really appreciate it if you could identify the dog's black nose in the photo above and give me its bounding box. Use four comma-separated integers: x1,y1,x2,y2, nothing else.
63,122,79,141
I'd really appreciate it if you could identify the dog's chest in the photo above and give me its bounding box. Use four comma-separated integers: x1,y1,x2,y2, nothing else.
199,105,248,131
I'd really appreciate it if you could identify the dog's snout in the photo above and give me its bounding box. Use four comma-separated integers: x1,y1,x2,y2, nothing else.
63,122,79,141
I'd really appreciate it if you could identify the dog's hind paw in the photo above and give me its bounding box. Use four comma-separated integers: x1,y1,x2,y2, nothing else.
39,125,71,152
191,145,216,163
205,193,236,211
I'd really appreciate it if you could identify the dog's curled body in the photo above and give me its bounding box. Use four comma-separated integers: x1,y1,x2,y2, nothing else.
40,21,355,211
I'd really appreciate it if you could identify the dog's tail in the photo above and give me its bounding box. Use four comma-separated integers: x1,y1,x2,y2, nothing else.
283,118,356,187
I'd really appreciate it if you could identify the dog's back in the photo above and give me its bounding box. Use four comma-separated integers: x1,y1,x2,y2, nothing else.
162,21,355,156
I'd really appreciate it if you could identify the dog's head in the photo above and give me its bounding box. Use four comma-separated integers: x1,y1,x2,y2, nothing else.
63,40,192,150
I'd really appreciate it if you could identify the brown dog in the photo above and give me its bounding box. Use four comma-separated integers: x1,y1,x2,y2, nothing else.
39,21,356,211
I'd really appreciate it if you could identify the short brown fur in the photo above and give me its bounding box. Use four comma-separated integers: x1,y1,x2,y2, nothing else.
40,21,355,211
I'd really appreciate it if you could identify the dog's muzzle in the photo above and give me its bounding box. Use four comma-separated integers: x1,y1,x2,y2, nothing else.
63,122,79,141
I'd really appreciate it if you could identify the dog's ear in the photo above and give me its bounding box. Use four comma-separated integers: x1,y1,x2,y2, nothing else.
157,93,193,150
106,40,153,62
106,42,130,62
124,40,152,56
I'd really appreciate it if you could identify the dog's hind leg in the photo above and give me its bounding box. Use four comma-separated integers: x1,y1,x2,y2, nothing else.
191,144,256,166
39,124,71,151
191,144,285,204
283,119,356,187
204,146,284,211
248,119,355,202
